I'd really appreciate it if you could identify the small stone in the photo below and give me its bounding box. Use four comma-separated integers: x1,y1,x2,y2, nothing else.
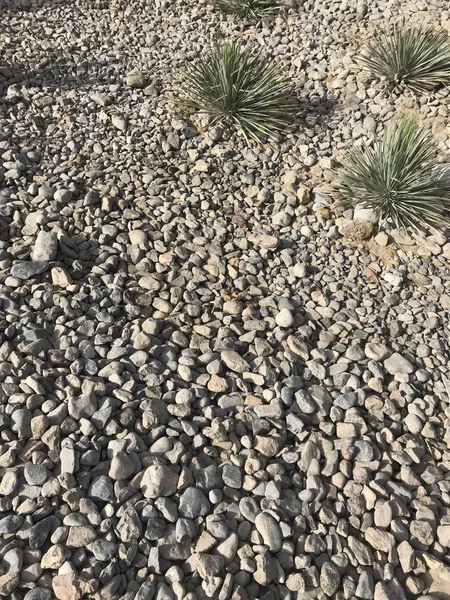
24,464,48,485
109,452,135,480
179,487,210,518
222,464,242,489
32,231,58,261
126,69,146,88
353,206,378,223
68,393,97,420
66,526,97,547
254,512,283,552
140,465,179,498
410,520,434,546
221,350,249,374
52,574,88,600
51,267,72,287
437,525,450,547
41,545,70,570
0,549,22,596
275,308,295,328
54,189,73,203
254,435,282,457
248,232,278,250
320,561,341,596
340,219,375,241
365,343,390,361
90,93,110,106
112,115,127,131
404,414,423,434
383,353,414,375
116,507,142,542
196,554,224,579
365,527,395,552
11,261,48,280
88,475,114,503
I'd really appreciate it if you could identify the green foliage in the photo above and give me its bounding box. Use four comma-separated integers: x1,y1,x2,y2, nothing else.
335,115,450,231
179,42,293,144
360,23,450,94
213,0,279,19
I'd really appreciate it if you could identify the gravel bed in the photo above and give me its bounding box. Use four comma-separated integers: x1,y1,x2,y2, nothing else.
1,0,450,599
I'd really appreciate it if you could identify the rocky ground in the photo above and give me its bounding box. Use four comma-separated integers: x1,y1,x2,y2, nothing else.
1,0,450,599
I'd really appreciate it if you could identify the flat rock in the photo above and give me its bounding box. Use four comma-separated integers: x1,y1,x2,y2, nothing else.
383,353,414,375
11,261,48,280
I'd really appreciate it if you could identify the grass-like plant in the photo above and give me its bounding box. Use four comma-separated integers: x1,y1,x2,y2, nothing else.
179,42,293,144
213,0,279,19
360,23,450,94
335,115,450,231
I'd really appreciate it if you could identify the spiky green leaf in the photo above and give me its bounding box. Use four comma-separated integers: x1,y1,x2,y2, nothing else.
213,0,279,19
360,23,450,94
179,42,293,144
335,115,450,231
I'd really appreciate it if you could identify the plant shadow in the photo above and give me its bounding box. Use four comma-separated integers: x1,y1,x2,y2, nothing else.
294,85,341,129
0,52,121,95
0,0,101,12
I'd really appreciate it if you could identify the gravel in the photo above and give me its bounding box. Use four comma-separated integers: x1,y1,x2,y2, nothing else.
1,0,450,598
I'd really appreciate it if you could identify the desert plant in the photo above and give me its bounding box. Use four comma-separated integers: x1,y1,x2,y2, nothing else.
335,115,450,231
179,42,293,143
360,23,450,94
213,0,279,19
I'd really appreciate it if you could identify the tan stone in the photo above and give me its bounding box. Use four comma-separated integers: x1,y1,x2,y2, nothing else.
365,527,395,552
51,267,72,287
66,526,97,548
52,574,87,600
41,545,70,570
207,374,228,393
340,219,374,241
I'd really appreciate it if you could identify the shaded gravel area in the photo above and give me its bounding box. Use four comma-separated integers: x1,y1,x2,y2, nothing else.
1,0,450,599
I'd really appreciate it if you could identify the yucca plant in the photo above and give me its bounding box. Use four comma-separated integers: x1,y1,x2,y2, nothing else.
335,115,450,231
213,0,279,19
179,42,293,144
360,23,450,94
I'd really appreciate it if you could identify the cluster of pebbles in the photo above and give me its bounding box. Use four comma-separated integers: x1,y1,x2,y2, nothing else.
1,0,450,599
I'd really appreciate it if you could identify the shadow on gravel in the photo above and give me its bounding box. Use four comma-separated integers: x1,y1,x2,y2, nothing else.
0,0,71,12
296,88,340,124
0,54,119,94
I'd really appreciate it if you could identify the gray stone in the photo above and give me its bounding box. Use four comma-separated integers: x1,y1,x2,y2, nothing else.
383,353,414,375
24,464,48,485
10,261,48,280
140,465,179,498
109,452,135,480
88,475,114,503
32,231,57,261
179,487,210,518
254,512,283,552
276,308,295,327
320,561,340,596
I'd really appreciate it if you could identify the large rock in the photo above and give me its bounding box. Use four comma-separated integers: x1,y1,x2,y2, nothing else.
255,512,283,552
383,353,414,375
11,261,48,280
339,218,375,241
178,487,210,518
52,574,90,600
32,231,57,261
220,350,249,374
140,465,179,498
320,561,341,596
0,548,22,596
